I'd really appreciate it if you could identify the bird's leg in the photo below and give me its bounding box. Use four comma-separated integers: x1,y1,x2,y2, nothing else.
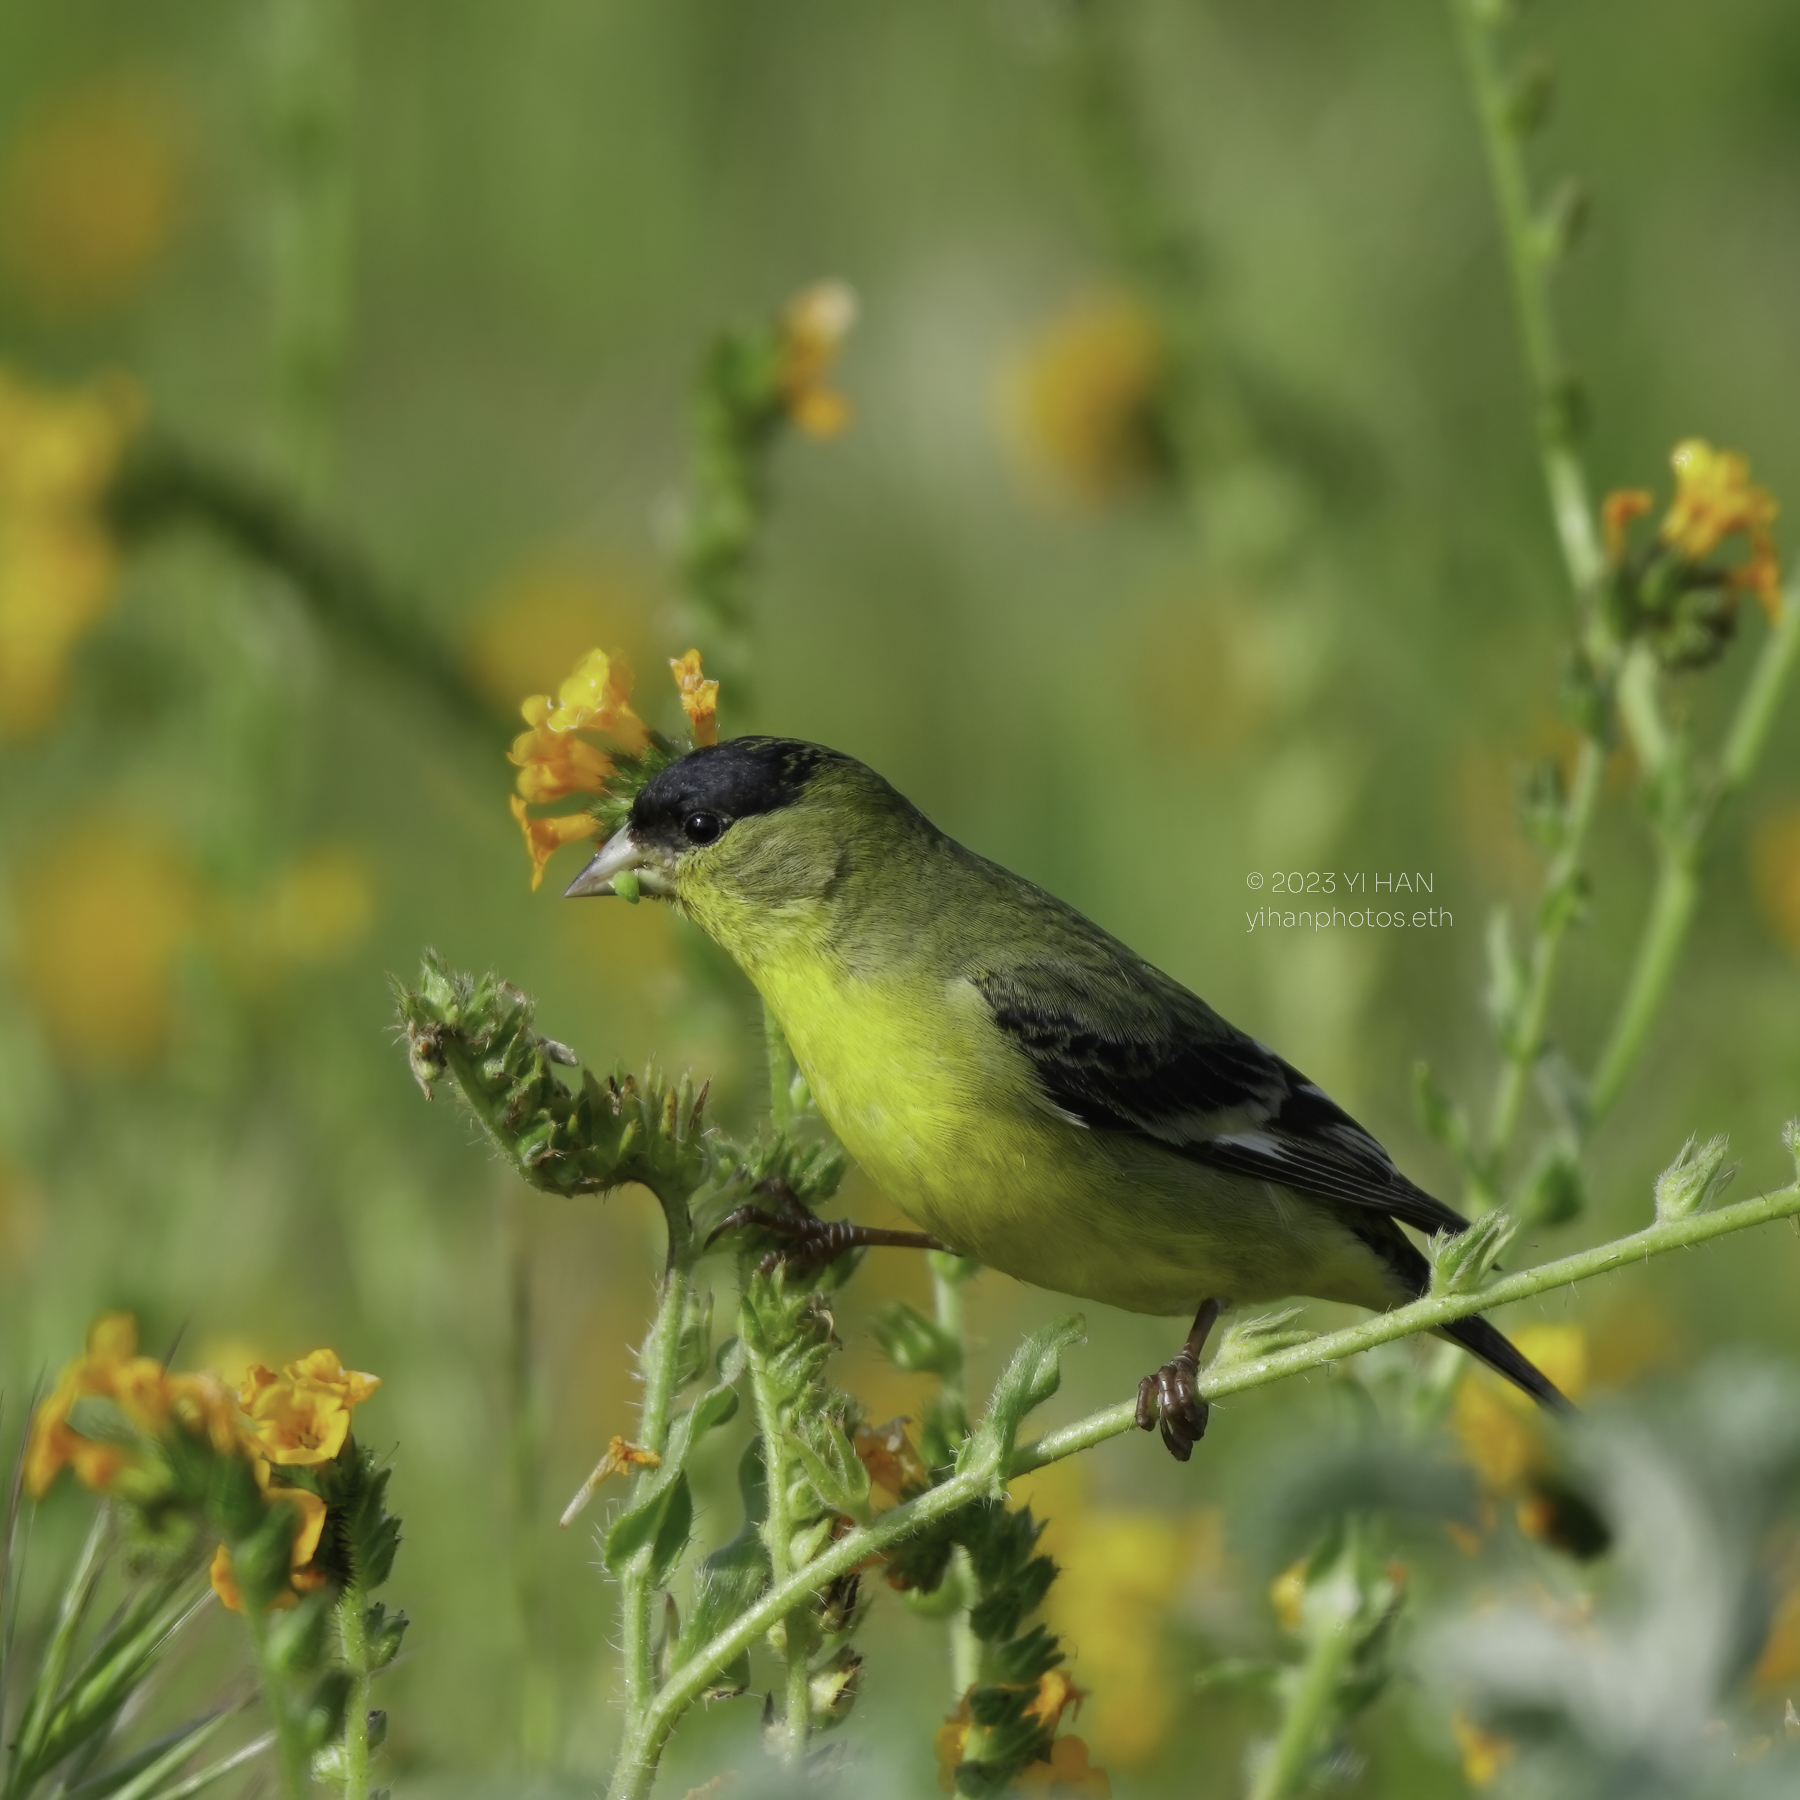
1135,1298,1226,1463
706,1178,947,1279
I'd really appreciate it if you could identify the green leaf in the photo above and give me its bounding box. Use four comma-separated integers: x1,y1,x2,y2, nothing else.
645,1474,694,1591
61,1707,236,1800
963,1317,1084,1487
787,1415,870,1520
1428,1211,1518,1297
871,1302,961,1377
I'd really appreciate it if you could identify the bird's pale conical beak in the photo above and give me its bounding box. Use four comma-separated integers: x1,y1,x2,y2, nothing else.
564,827,659,898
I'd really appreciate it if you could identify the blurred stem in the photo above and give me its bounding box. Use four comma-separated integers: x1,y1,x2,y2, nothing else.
244,1604,311,1800
619,1259,694,1744
502,1190,552,1768
336,1585,372,1800
620,1165,1800,1769
266,0,356,503
1248,1538,1362,1800
1448,0,1602,597
1588,597,1800,1118
930,1251,980,1697
1483,734,1604,1178
109,439,504,738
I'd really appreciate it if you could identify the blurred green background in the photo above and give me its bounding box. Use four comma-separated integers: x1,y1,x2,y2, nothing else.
2,0,1799,1794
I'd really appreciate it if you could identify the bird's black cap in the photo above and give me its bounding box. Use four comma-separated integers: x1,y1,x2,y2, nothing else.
630,737,840,846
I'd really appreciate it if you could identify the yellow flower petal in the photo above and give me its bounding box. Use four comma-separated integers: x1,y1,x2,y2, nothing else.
780,281,857,439
509,795,599,892
669,648,720,747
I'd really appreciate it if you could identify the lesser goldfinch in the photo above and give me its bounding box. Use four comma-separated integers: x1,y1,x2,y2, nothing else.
567,737,1565,1458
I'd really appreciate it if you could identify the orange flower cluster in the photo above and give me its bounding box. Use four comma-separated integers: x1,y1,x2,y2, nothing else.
506,644,721,889
1603,438,1782,622
935,1670,1110,1797
0,367,142,737
778,281,857,439
24,1311,235,1498
23,1314,379,1615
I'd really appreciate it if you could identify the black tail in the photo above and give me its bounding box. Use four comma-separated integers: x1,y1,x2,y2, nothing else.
1443,1314,1572,1412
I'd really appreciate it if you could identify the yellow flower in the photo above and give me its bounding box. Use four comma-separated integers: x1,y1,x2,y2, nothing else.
1752,808,1800,960
508,796,602,893
670,647,720,747
1604,439,1782,624
934,1675,1108,1797
251,845,375,965
0,368,143,737
1270,1558,1307,1633
12,817,199,1068
560,1435,662,1526
1452,1709,1514,1788
209,1482,330,1615
239,1348,380,1468
1451,1324,1588,1495
1004,294,1168,507
0,76,185,317
1015,1735,1111,1798
507,647,651,887
25,1312,163,1497
779,281,857,438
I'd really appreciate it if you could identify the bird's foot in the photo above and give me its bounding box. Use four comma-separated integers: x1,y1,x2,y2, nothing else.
705,1189,946,1280
1135,1352,1209,1462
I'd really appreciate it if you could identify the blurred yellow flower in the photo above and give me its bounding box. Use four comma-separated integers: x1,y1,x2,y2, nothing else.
250,844,376,965
0,75,185,317
934,1673,1109,1797
670,647,720,747
1269,1558,1307,1633
13,818,198,1068
209,1483,329,1615
780,281,857,439
464,559,651,713
1452,1709,1513,1787
1004,294,1168,507
24,1311,163,1497
0,368,143,737
1602,439,1782,624
1042,1505,1223,1765
1752,808,1800,959
239,1348,381,1467
1451,1323,1587,1495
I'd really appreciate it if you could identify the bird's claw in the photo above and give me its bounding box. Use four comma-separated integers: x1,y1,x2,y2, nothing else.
703,1202,859,1279
1135,1351,1209,1462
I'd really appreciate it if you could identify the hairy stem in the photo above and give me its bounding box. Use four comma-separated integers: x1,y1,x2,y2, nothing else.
336,1586,371,1800
931,1255,980,1697
1447,0,1601,595
619,1262,694,1742
743,1322,810,1770
612,1171,1800,1778
1485,735,1604,1175
1588,598,1800,1119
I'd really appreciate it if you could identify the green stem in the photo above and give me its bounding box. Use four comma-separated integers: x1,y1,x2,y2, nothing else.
336,1586,371,1800
1588,597,1800,1120
1484,735,1605,1174
109,440,505,738
244,1604,311,1800
930,1254,979,1697
612,1169,1800,1779
1448,0,1601,596
742,1318,809,1770
619,1261,694,1743
1248,1544,1363,1800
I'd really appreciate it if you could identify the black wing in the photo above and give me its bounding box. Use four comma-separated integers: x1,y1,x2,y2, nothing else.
974,959,1468,1241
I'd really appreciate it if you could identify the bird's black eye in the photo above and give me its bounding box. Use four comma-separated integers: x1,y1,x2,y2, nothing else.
683,811,724,846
